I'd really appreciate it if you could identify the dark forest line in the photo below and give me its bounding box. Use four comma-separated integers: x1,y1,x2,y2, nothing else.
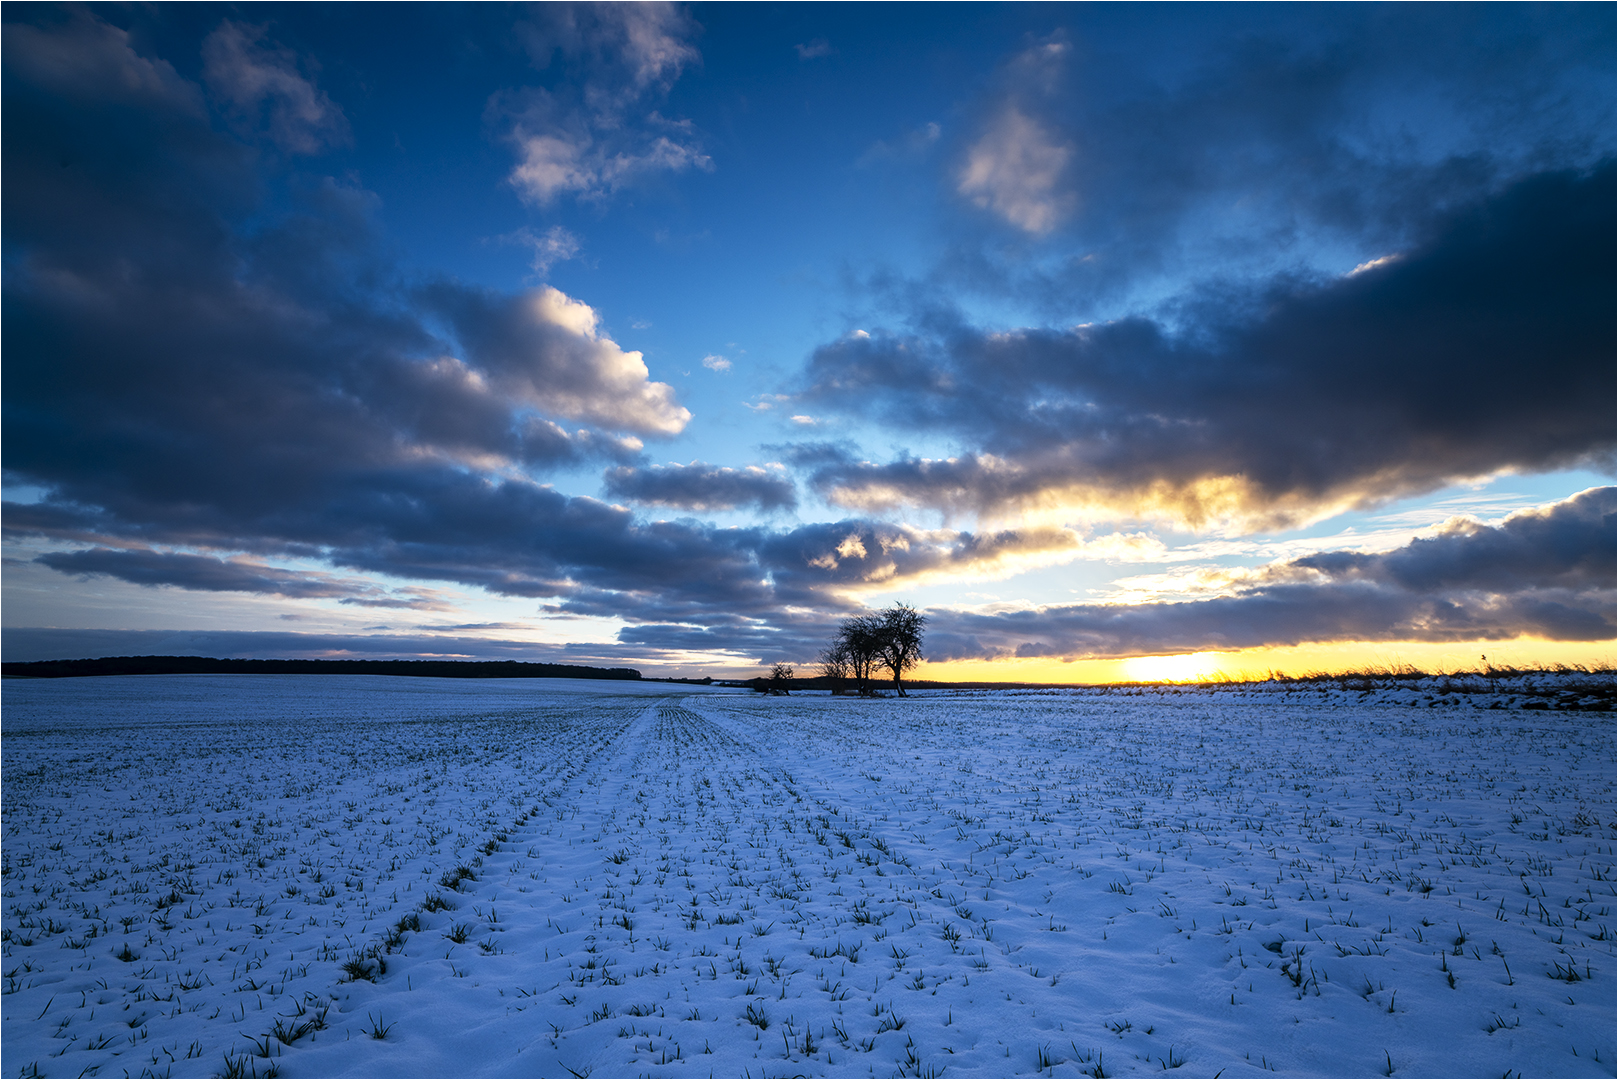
0,656,642,680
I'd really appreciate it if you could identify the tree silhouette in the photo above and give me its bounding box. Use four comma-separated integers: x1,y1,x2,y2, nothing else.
874,603,925,696
828,604,925,696
817,639,851,693
834,613,884,695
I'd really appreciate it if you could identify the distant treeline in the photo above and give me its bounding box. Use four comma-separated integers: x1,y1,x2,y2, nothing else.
0,656,642,681
727,675,1038,693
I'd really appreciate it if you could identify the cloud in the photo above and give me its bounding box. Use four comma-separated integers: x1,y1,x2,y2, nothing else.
958,107,1073,234
201,21,349,154
1290,487,1616,595
1348,254,1401,277
858,122,942,167
35,547,411,601
412,622,536,632
4,9,1609,675
953,37,1074,234
505,224,582,274
754,520,1090,600
0,627,638,666
1102,489,1618,604
501,4,708,204
13,17,684,480
795,39,833,61
9,489,1609,667
603,463,797,512
612,620,821,666
801,165,1616,532
506,112,711,204
701,354,731,372
426,284,690,437
613,3,699,90
924,488,1616,661
32,547,460,612
518,3,698,94
0,13,745,626
907,8,1616,327
2,13,198,118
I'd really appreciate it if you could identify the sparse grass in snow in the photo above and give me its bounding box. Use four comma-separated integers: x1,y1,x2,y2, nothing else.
2,673,1613,1077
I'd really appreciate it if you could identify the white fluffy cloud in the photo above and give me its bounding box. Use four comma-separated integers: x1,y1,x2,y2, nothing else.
434,285,691,437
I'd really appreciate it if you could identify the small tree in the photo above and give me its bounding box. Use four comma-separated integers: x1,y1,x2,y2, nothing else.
834,613,885,695
767,662,794,695
875,603,925,696
828,604,925,697
818,640,851,694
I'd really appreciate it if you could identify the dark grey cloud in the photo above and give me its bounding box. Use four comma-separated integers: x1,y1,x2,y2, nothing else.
1293,488,1615,594
508,518,1086,642
20,490,1606,669
3,8,1610,672
4,10,1105,640
201,20,350,154
613,620,830,668
602,462,798,512
2,10,205,118
33,547,433,605
773,440,864,469
937,7,1613,318
3,11,682,505
0,627,686,668
926,489,1616,662
802,165,1615,530
0,12,727,622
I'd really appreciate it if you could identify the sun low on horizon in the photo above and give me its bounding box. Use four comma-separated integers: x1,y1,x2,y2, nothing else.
914,639,1618,688
1,3,1612,679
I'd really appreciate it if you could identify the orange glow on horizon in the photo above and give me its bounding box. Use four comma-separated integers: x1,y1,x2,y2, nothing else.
909,638,1616,686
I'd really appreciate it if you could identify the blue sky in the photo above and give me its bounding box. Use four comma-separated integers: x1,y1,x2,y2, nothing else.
3,3,1613,678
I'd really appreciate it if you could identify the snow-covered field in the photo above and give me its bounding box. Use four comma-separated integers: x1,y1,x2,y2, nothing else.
3,673,1613,1078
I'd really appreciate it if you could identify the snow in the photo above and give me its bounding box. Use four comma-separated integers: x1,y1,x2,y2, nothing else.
3,673,1613,1078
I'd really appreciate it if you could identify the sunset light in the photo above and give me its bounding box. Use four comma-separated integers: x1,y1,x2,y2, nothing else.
2,7,1613,1078
1119,651,1227,683
2,4,1610,678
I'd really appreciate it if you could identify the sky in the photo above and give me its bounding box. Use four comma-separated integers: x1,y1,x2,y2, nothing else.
3,2,1613,681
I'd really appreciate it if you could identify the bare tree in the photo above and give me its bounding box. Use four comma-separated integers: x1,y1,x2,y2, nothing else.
829,604,925,697
835,613,885,695
817,640,851,694
767,662,794,695
875,603,925,696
